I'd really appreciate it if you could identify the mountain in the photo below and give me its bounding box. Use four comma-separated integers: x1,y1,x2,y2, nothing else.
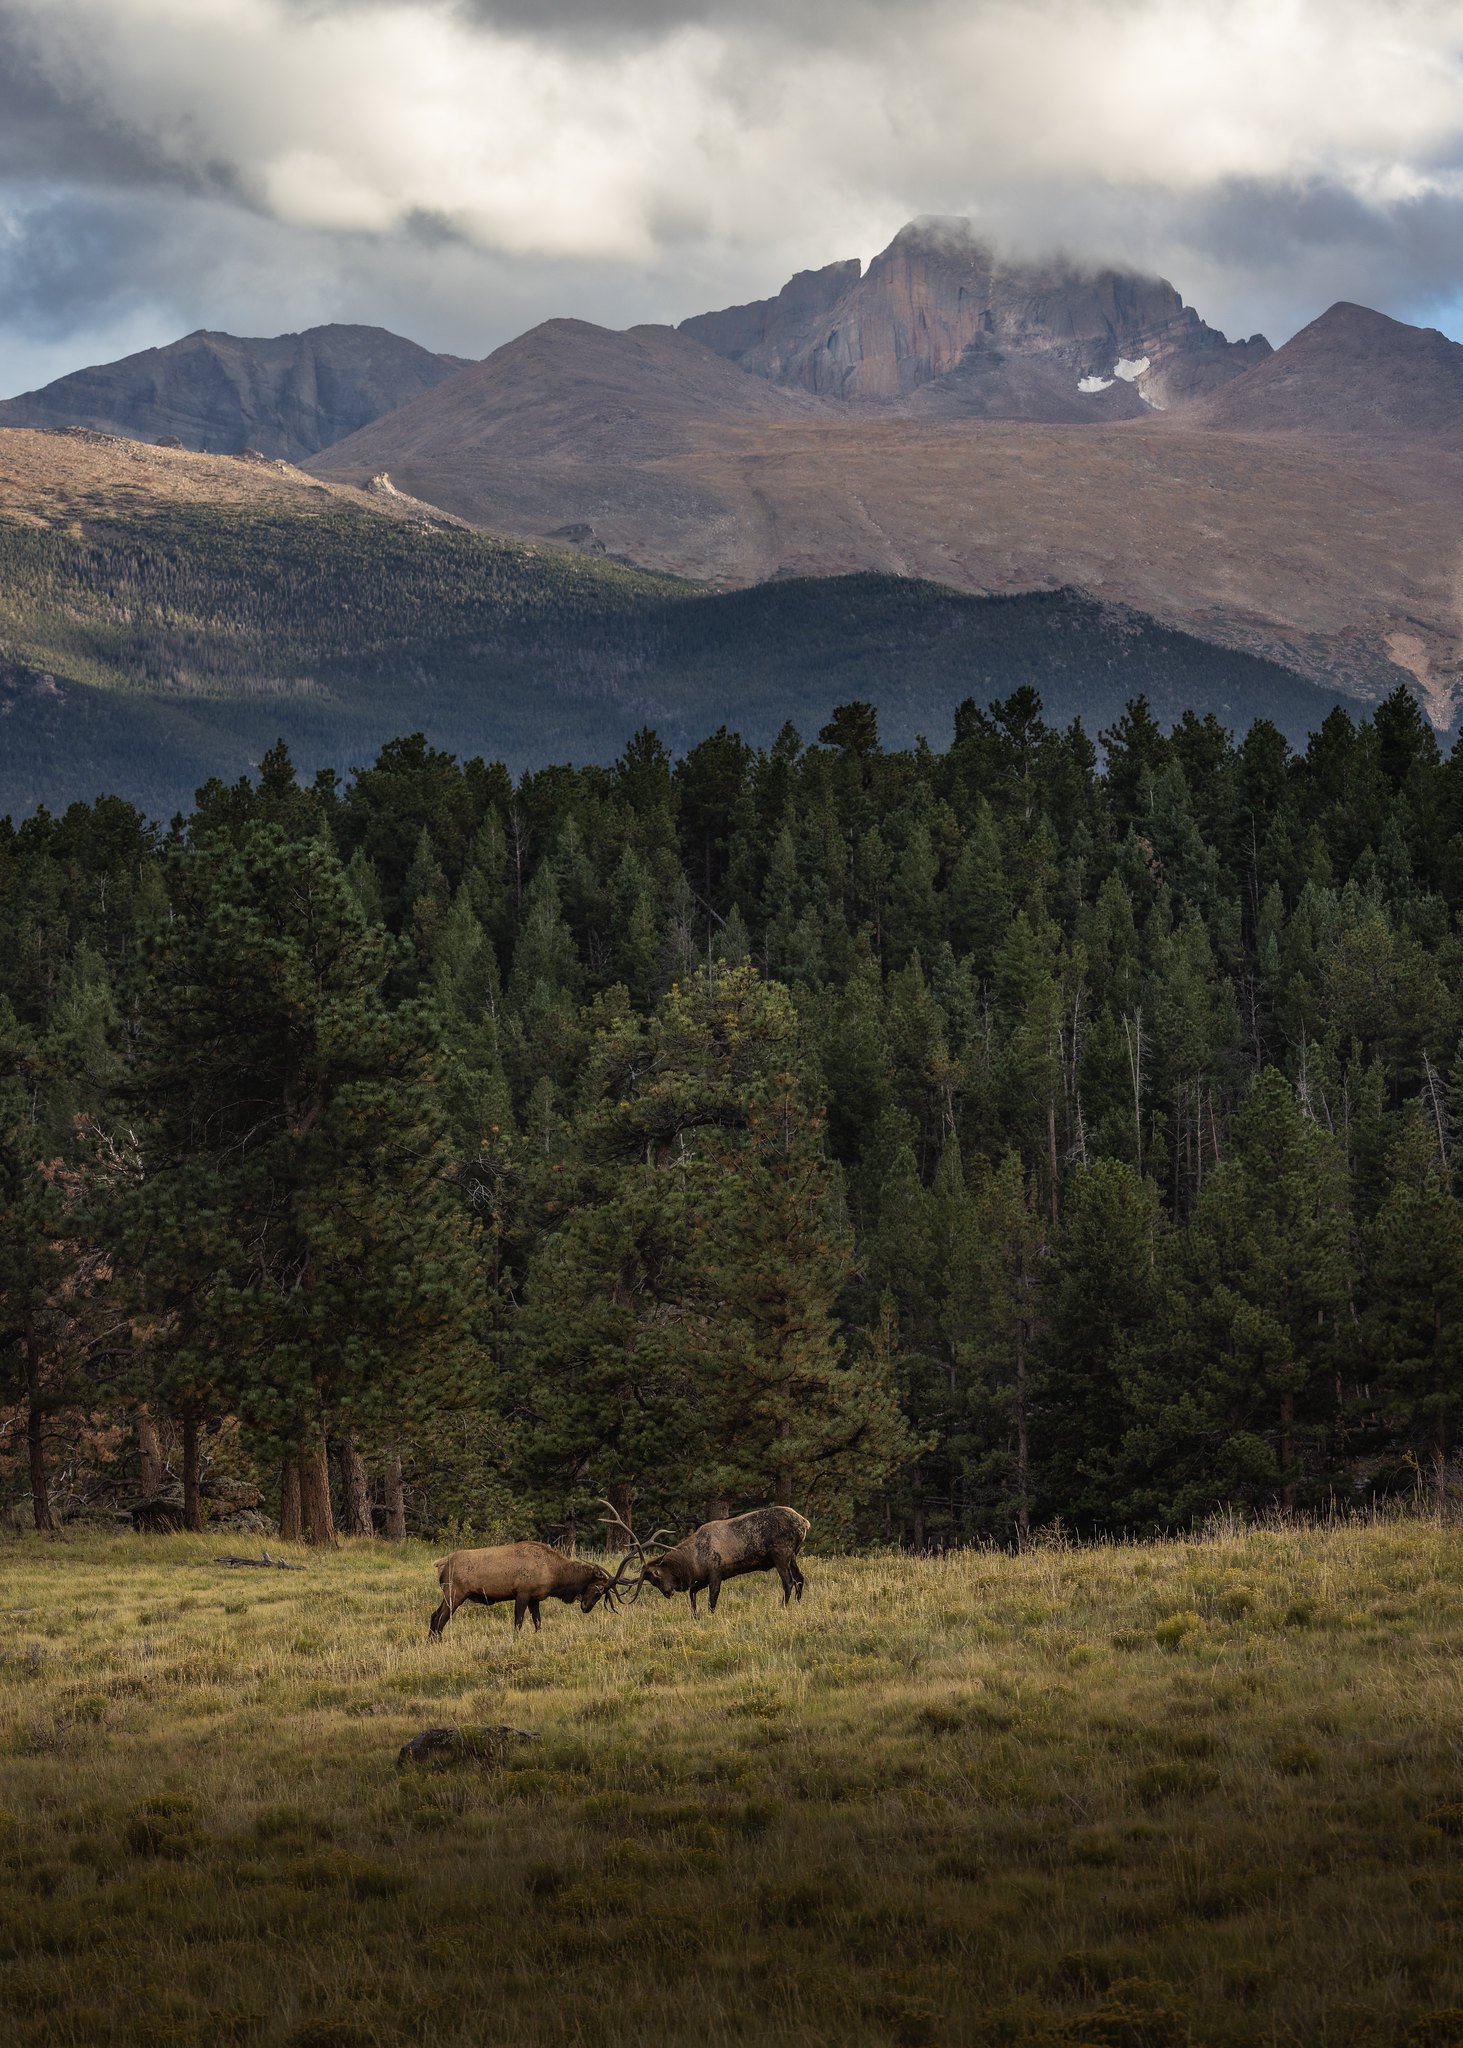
0,324,472,461
1198,301,1463,437
680,218,1271,417
312,323,1463,717
0,427,1345,820
312,316,824,570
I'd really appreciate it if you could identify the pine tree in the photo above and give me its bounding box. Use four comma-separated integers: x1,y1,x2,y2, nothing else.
944,1149,1046,1539
431,887,510,1152
0,1095,67,1531
404,826,450,975
122,825,482,1538
609,847,661,1004
0,1003,112,1531
1037,1159,1164,1529
516,969,911,1527
945,799,1009,970
1362,1112,1463,1481
1119,1069,1352,1525
888,816,940,967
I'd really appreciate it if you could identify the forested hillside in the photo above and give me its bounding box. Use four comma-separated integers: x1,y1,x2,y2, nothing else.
4,685,1462,1543
0,488,1347,819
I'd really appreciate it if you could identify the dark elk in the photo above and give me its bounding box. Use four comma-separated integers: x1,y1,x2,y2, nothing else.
607,1503,810,1614
427,1540,630,1638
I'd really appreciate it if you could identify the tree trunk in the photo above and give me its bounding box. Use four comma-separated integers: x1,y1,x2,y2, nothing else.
298,1439,336,1546
383,1447,406,1541
181,1411,202,1532
335,1435,373,1538
706,1498,730,1524
24,1338,55,1534
773,1472,792,1507
603,1480,633,1552
1015,1321,1031,1543
137,1408,163,1497
1047,1095,1060,1227
279,1457,304,1542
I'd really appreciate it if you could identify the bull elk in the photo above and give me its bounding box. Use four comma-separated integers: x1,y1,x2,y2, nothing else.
427,1539,634,1639
606,1503,810,1614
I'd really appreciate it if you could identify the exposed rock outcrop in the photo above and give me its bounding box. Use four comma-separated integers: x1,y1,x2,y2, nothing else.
681,218,1270,418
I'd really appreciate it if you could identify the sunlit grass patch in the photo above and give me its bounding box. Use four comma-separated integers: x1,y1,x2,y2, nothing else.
0,1520,1459,2044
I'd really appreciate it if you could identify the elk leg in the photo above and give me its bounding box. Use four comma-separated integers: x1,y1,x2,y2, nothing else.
775,1555,794,1605
688,1584,699,1615
513,1596,528,1631
428,1599,452,1640
707,1566,722,1613
528,1599,541,1633
791,1558,806,1602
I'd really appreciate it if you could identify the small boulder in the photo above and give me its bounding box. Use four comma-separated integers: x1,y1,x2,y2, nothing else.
397,1724,540,1769
131,1491,187,1534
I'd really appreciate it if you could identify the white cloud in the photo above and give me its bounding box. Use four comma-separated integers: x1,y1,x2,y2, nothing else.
3,0,1463,372
10,1,1463,254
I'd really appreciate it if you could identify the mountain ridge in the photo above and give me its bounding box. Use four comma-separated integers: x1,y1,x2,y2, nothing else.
1195,300,1463,437
0,426,1352,820
0,323,472,462
9,218,1463,760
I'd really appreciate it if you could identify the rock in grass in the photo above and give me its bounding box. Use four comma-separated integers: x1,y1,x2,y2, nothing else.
396,1724,540,1769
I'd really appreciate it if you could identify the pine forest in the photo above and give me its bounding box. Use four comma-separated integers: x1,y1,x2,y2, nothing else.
5,685,1463,1546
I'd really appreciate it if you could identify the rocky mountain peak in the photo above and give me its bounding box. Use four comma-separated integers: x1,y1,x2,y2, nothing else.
681,218,1270,420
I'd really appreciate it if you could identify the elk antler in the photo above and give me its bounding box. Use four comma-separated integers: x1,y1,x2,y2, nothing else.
596,1500,673,1605
597,1499,648,1606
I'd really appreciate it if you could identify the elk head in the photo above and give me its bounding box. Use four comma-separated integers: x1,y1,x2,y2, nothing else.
578,1563,617,1613
632,1556,684,1600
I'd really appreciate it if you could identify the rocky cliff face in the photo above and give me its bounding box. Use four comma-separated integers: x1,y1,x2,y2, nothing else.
681,259,863,373
0,324,471,461
681,219,1269,418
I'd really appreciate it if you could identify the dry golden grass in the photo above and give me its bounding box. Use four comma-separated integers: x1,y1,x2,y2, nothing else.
0,427,450,532
2,1521,1461,2047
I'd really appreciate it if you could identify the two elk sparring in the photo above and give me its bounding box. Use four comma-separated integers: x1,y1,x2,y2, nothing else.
427,1504,810,1638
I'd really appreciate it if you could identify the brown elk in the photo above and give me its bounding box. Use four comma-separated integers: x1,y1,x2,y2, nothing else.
609,1504,810,1613
427,1540,635,1638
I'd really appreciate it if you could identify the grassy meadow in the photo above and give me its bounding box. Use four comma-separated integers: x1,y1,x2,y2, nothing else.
2,1521,1462,2048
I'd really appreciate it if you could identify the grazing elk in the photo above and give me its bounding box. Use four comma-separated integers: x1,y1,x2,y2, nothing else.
427,1540,632,1638
610,1504,810,1614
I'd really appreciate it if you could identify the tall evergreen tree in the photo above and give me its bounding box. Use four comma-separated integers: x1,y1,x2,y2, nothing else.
1119,1069,1352,1525
121,826,481,1538
1363,1111,1463,1479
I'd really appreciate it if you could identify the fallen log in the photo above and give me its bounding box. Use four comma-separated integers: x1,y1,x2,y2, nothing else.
217,1551,306,1571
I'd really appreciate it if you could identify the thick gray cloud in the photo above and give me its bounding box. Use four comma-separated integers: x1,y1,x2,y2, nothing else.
2,0,1463,395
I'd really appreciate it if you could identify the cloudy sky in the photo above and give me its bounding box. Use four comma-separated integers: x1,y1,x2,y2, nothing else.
3,0,1463,394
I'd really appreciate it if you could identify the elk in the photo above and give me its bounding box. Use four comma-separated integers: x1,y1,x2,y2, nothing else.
608,1504,810,1614
427,1539,634,1638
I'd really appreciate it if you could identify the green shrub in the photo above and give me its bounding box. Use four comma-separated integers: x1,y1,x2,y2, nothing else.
124,1795,201,1859
1154,1611,1203,1652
